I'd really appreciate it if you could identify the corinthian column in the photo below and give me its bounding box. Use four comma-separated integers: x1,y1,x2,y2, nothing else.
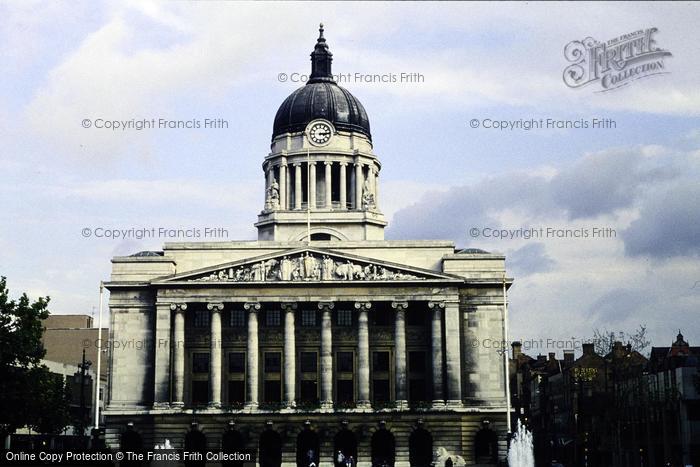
294,163,302,210
208,303,223,408
392,301,408,409
339,162,348,209
319,301,335,409
245,302,261,409
280,162,287,210
354,162,363,210
373,167,380,210
153,303,172,408
428,301,445,407
171,303,187,407
355,301,372,409
444,301,463,407
282,303,297,408
309,162,317,209
325,161,333,209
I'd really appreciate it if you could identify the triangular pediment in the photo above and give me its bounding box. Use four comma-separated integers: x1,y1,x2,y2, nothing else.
155,247,462,284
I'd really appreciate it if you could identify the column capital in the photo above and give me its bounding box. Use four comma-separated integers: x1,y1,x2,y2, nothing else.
207,302,224,311
324,160,333,166
244,302,261,312
308,161,316,166
428,301,445,310
339,161,349,167
354,301,372,310
317,301,335,311
169,303,188,312
354,162,363,168
279,161,288,168
293,162,302,167
281,302,298,311
391,301,409,311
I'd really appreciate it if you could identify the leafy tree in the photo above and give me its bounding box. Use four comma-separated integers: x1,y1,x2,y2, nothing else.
0,276,71,436
29,368,72,434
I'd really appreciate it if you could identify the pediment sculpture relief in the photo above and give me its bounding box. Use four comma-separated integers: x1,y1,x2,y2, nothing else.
190,252,424,283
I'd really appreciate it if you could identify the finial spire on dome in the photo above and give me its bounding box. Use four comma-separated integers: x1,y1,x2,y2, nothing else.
308,22,334,84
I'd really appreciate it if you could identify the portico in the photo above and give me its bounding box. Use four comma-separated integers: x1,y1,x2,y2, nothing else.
151,278,462,412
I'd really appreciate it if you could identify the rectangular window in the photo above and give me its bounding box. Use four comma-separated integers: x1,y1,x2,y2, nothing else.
301,309,317,327
192,380,208,405
409,351,426,373
300,380,318,403
228,352,245,373
192,353,209,373
264,380,281,403
228,380,245,404
265,352,281,373
372,351,390,372
337,352,354,373
337,379,354,403
409,378,427,402
265,309,281,327
193,310,210,328
337,309,352,327
300,352,318,373
229,309,245,327
373,379,390,402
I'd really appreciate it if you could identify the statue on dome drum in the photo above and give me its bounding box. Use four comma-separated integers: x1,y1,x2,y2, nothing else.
265,179,280,211
362,177,375,210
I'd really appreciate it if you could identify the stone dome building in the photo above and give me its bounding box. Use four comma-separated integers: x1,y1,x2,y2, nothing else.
104,25,512,466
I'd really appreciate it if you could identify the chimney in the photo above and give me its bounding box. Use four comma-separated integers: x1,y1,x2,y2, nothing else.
563,350,575,365
582,343,595,355
548,352,556,361
512,341,522,360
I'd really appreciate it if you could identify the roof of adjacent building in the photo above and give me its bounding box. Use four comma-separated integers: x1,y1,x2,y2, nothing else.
649,331,700,371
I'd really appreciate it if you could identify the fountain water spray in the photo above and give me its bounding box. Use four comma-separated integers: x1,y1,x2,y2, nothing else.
507,420,534,467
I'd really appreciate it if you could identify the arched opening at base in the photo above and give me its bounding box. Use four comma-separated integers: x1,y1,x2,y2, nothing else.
371,428,395,467
409,427,433,467
260,428,282,467
474,427,498,465
184,425,207,467
222,425,245,467
120,425,143,467
296,427,320,467
334,428,358,467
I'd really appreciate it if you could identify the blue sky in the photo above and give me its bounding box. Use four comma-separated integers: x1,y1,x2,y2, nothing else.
2,1,699,355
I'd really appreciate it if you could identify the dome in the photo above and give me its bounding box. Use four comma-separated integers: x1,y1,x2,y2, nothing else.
272,24,371,141
272,82,371,140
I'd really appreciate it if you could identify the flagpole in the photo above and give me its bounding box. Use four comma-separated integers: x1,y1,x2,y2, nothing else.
502,272,512,435
306,148,311,243
94,281,104,429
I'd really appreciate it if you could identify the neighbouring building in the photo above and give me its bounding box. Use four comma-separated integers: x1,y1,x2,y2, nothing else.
104,25,513,466
512,334,700,467
42,314,109,427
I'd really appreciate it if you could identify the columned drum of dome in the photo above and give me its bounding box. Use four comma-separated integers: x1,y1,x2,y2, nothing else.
257,24,386,242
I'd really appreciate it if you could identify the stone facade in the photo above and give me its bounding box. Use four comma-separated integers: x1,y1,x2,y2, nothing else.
104,25,512,467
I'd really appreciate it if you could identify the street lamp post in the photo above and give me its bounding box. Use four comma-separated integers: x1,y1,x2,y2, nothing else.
77,349,92,437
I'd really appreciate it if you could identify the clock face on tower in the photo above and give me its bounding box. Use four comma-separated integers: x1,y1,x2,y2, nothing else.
306,120,334,146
